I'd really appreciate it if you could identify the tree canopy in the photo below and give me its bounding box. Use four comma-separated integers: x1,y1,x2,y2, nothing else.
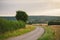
15,10,28,22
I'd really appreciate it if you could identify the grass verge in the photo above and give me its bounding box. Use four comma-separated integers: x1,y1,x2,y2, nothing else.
38,26,55,40
0,25,35,40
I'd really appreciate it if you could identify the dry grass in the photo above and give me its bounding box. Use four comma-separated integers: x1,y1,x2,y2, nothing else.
50,25,60,40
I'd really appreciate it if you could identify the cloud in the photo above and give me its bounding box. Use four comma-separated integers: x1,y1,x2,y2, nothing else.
0,0,60,16
29,9,60,16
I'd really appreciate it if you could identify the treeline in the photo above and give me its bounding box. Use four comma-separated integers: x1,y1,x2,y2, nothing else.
48,21,60,25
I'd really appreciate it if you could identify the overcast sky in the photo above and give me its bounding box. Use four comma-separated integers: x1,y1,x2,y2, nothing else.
0,0,60,16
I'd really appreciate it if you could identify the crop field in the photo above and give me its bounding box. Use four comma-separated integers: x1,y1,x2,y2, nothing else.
50,25,60,40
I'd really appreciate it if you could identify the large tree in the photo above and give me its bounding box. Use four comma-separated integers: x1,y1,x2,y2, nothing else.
15,10,28,22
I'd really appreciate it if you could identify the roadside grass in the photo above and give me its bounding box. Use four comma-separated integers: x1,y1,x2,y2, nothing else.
0,25,35,40
38,26,55,40
50,25,60,40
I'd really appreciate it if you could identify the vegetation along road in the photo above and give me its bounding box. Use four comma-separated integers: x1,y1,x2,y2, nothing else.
6,26,44,40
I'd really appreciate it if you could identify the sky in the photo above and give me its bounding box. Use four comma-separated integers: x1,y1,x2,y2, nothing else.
0,0,60,16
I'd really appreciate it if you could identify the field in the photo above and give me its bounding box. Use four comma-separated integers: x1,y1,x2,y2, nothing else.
50,25,60,40
38,25,60,40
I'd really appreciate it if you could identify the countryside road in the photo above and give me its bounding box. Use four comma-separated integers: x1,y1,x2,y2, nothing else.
6,26,44,40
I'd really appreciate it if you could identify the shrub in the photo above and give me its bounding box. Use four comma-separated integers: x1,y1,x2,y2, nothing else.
0,18,25,34
48,21,60,25
0,18,9,33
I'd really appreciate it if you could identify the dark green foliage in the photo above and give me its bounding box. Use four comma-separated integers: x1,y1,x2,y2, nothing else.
16,10,28,22
48,21,60,25
0,18,25,34
27,21,32,25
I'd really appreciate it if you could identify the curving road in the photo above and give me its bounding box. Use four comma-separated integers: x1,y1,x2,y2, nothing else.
6,26,44,40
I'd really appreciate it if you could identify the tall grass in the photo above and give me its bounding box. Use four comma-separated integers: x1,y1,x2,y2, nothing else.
0,25,35,40
0,18,35,40
0,18,25,33
38,26,55,40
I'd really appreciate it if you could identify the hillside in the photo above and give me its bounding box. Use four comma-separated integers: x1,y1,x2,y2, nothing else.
0,16,60,23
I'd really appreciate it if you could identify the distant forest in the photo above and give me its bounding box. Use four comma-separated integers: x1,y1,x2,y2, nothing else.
0,16,60,24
